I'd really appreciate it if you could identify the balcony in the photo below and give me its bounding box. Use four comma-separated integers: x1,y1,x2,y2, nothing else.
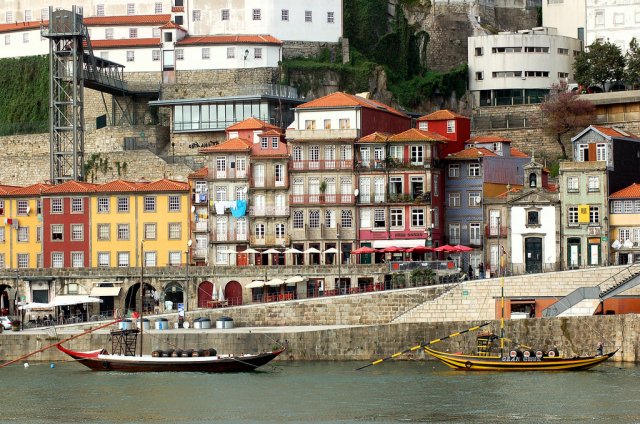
210,231,248,243
469,237,482,246
485,225,508,237
250,179,288,189
192,192,209,204
211,169,248,180
249,206,290,217
286,128,359,141
355,160,386,171
387,192,431,204
289,194,355,205
289,160,353,171
249,235,290,246
191,221,209,232
192,248,208,259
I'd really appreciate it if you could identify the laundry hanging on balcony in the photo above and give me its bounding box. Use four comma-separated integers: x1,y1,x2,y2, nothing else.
231,200,247,218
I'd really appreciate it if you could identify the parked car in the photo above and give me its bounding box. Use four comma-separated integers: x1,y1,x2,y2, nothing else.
0,316,13,330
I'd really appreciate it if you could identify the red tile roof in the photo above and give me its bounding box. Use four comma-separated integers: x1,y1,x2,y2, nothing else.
417,110,468,121
84,14,172,26
177,35,282,46
159,21,187,31
0,184,21,195
297,92,408,118
199,137,252,153
388,128,449,142
98,180,142,193
610,183,640,199
188,167,209,179
509,147,529,158
466,135,512,144
90,38,160,48
260,129,283,136
447,147,497,159
8,183,52,196
592,125,639,139
226,117,280,131
0,21,44,34
43,180,99,195
138,179,189,192
357,132,392,143
172,6,185,13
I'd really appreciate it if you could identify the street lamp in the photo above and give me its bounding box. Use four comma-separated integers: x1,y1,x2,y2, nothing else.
603,216,609,266
185,239,192,314
337,226,341,294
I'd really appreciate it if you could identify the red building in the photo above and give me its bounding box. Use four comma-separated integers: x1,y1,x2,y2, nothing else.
42,181,97,268
416,110,470,157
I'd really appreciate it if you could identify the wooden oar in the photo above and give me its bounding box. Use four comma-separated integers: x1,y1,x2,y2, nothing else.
356,322,492,371
0,318,121,369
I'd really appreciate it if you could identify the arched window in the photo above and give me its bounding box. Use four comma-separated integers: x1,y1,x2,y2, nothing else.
529,173,537,188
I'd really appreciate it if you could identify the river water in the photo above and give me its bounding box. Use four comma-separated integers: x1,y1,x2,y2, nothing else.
3,359,640,424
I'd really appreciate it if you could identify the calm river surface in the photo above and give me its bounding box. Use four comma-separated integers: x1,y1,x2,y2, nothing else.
3,360,640,423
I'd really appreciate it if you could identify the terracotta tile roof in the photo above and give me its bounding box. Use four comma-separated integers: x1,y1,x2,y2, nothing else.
43,180,99,195
84,14,172,26
138,179,189,192
188,167,209,179
357,132,392,143
98,180,142,193
0,184,22,195
8,183,52,196
260,129,283,136
610,183,640,199
466,135,512,144
388,128,449,142
592,125,639,139
172,6,185,12
417,110,468,121
199,137,252,153
159,21,187,31
447,147,497,159
251,140,288,157
509,147,529,158
0,21,44,34
297,92,408,118
90,38,160,48
226,117,280,131
177,35,282,46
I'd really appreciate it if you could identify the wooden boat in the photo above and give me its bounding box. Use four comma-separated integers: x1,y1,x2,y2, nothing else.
57,342,285,373
423,344,618,371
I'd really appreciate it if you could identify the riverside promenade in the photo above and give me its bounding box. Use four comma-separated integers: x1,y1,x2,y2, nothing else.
2,265,640,363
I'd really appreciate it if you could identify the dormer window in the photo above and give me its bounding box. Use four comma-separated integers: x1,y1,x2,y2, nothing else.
418,121,428,130
272,137,279,149
261,137,268,149
529,173,537,188
446,120,455,133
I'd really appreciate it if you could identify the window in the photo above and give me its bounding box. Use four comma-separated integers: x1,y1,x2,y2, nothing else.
558,72,570,79
5,11,13,23
475,47,483,56
567,176,579,192
254,48,262,59
590,206,599,224
476,72,484,80
468,163,481,177
127,51,135,62
98,252,110,267
418,121,428,131
227,47,235,59
129,28,138,38
449,224,460,244
276,223,286,239
305,11,313,22
595,10,604,26
412,208,425,227
524,46,549,53
97,224,110,240
324,209,336,228
309,210,320,228
0,200,3,215
468,192,481,207
558,48,569,55
127,3,135,15
272,137,279,149
144,223,157,240
341,210,353,228
52,253,64,268
23,33,29,44
389,176,403,196
0,227,4,242
105,28,114,39
175,15,184,25
4,35,9,46
612,201,623,214
261,137,268,149
390,209,403,227
51,198,63,214
449,164,460,177
169,252,181,266
275,164,284,184
327,12,335,23
168,223,181,239
293,210,304,228
168,195,181,212
176,49,184,60
596,143,607,162
282,9,289,21
433,174,439,197
41,8,49,20
374,209,386,228
17,254,29,269
527,210,539,226
469,223,481,244
155,2,163,14
71,224,83,241
117,224,129,240
118,252,130,267
96,197,109,213
305,120,316,130
253,9,261,20
254,223,265,238
145,251,157,267
411,146,424,165
199,47,209,59
144,196,156,212
339,118,350,129
447,120,456,133
52,224,63,241
193,9,201,21
390,145,403,161
449,193,461,207
17,227,28,242
221,9,229,20
568,207,579,225
588,176,599,192
97,4,105,16
72,252,84,268
72,197,83,213
36,226,42,242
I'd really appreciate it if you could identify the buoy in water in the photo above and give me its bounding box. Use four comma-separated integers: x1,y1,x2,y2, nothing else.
24,363,29,368
50,363,55,369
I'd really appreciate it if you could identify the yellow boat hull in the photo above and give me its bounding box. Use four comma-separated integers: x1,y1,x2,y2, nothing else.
424,347,618,371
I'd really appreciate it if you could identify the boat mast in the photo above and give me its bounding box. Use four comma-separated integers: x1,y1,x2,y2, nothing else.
499,216,504,356
139,241,144,357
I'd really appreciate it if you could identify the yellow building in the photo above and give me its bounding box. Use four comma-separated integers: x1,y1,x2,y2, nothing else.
609,183,640,265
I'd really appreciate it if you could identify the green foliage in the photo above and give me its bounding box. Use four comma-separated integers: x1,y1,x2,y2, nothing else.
390,65,468,108
573,40,625,89
625,37,640,89
411,268,436,285
84,153,112,183
0,56,49,136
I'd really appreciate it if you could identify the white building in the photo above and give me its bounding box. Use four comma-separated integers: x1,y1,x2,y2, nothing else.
468,27,583,107
543,0,640,54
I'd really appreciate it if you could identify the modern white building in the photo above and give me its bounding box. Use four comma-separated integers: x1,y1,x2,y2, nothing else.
467,27,583,107
543,0,640,54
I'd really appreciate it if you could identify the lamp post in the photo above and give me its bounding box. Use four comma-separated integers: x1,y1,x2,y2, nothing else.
603,215,609,266
337,226,341,294
185,239,192,314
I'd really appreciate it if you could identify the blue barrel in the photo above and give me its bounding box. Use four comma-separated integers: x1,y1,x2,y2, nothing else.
154,318,168,330
119,319,132,330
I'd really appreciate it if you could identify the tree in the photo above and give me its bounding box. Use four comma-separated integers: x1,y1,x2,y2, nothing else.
573,40,625,90
540,83,596,159
625,37,640,90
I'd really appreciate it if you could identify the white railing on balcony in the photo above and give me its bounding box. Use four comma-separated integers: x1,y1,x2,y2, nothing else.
193,248,208,258
374,194,385,203
194,221,208,232
249,206,290,217
215,169,248,179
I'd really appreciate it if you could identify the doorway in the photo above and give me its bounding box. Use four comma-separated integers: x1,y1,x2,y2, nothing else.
525,237,542,273
567,238,581,269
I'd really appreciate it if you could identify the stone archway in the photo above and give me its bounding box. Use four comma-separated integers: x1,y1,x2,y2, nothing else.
0,284,10,316
197,281,213,308
162,281,184,312
123,282,156,315
225,281,242,306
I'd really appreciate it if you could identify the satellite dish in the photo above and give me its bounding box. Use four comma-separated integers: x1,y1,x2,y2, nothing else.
611,240,622,250
243,187,248,194
623,239,633,249
25,206,31,214
190,206,195,213
187,239,193,247
353,189,359,196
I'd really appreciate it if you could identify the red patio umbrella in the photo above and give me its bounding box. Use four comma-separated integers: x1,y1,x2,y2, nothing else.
434,244,456,252
452,244,473,252
351,246,378,254
382,246,405,253
406,245,434,253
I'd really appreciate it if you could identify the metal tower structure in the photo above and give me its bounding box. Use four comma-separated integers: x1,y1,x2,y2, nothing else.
42,6,86,184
